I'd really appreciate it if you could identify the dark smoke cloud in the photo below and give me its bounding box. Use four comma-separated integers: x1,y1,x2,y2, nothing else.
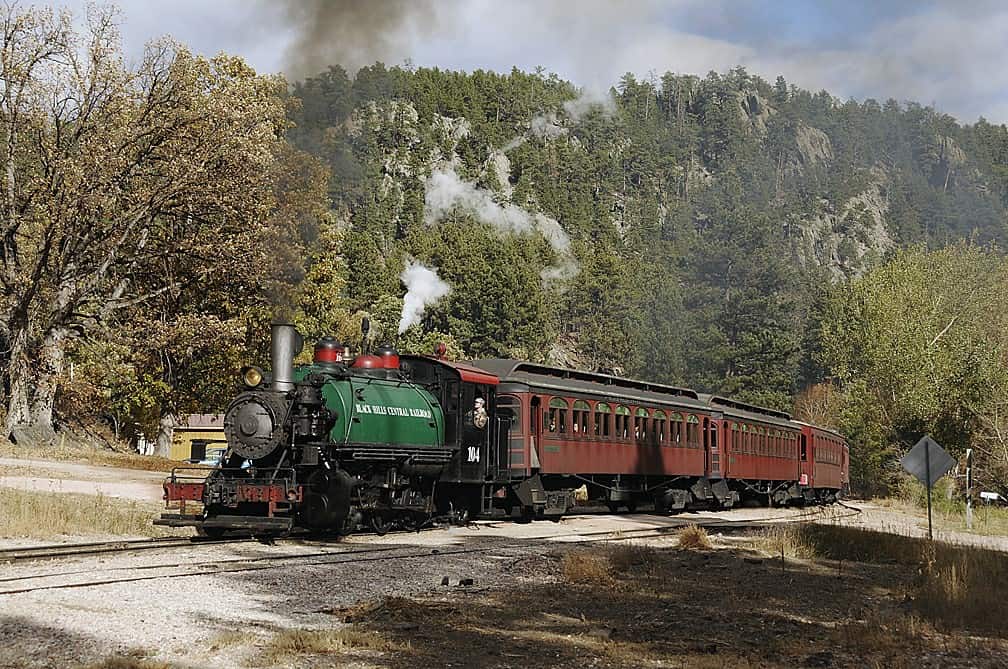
276,0,445,80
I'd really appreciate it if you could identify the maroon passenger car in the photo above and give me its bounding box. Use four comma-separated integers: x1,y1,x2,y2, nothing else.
797,421,850,501
471,360,849,516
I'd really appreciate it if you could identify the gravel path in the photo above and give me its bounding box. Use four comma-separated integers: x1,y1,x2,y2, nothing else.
0,475,164,502
0,458,167,482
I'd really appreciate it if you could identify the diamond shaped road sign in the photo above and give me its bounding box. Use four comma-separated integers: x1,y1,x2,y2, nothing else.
900,435,957,487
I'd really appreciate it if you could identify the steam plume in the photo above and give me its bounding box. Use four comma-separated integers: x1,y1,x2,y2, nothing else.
503,87,616,152
398,258,451,334
423,167,578,284
562,87,617,120
277,0,441,79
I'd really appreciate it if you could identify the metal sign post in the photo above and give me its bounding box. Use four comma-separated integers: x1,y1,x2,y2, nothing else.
924,439,933,540
900,435,956,542
965,449,973,530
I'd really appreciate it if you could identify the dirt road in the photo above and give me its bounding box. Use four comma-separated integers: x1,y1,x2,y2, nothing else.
0,457,167,502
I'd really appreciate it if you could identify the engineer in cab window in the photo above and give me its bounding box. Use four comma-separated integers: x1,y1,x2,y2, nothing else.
466,396,488,429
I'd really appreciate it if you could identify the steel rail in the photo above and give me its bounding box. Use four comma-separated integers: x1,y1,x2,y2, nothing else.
0,536,249,564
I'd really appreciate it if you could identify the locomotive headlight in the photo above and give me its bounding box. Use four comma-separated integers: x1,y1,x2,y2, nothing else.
241,366,263,388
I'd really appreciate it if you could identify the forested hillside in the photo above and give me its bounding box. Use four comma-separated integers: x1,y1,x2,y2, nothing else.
286,65,1006,395
279,64,1008,492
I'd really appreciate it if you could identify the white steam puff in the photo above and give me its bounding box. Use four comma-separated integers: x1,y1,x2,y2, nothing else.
424,167,578,284
562,87,617,121
503,88,616,152
398,259,451,334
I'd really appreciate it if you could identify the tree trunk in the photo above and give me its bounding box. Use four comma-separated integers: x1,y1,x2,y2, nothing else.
4,326,31,436
3,325,67,439
30,327,67,428
155,413,175,458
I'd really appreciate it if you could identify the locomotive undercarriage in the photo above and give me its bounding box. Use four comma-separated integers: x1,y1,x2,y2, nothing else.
159,464,844,536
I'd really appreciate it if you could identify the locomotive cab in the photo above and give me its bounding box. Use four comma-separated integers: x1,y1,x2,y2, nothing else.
399,355,499,485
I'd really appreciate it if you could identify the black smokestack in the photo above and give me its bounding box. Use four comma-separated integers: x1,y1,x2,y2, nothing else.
277,0,442,80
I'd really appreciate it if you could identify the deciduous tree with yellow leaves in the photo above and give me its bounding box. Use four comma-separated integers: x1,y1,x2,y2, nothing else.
0,4,312,441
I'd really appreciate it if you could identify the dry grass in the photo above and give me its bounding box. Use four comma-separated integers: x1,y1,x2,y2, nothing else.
758,525,815,559
80,649,171,669
879,481,1008,537
607,543,657,572
0,486,169,539
337,544,1008,669
259,626,397,665
755,524,1008,636
206,630,246,652
676,523,711,550
915,543,1008,635
828,613,952,668
0,435,176,473
561,551,615,585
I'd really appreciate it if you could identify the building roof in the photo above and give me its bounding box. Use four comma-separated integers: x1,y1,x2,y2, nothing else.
177,414,225,430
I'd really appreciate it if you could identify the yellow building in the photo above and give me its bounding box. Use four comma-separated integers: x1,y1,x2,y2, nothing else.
169,414,227,462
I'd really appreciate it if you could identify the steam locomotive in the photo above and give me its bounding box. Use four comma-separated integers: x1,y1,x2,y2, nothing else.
156,324,849,537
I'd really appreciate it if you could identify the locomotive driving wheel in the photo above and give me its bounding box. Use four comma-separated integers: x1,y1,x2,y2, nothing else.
370,513,394,536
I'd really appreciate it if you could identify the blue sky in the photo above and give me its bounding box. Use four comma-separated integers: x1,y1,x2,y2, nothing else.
34,0,1008,124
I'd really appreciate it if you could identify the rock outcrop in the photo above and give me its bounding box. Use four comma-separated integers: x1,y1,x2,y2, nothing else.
793,122,833,171
736,89,774,137
799,169,894,280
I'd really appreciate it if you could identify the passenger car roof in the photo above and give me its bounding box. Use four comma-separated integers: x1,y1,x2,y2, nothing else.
469,359,704,408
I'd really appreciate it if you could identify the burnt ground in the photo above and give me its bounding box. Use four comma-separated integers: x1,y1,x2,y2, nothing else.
321,542,1007,669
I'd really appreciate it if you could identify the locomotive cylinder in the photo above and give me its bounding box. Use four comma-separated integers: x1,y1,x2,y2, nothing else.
271,323,304,392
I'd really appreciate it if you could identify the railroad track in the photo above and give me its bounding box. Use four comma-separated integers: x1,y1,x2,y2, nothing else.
0,502,859,566
0,505,861,597
0,536,248,564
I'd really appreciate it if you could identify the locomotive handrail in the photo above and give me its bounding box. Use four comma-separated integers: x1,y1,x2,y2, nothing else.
164,465,297,484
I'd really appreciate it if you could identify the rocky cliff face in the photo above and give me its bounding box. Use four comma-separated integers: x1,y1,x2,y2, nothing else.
793,122,834,172
799,169,894,280
737,89,774,137
353,95,901,283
